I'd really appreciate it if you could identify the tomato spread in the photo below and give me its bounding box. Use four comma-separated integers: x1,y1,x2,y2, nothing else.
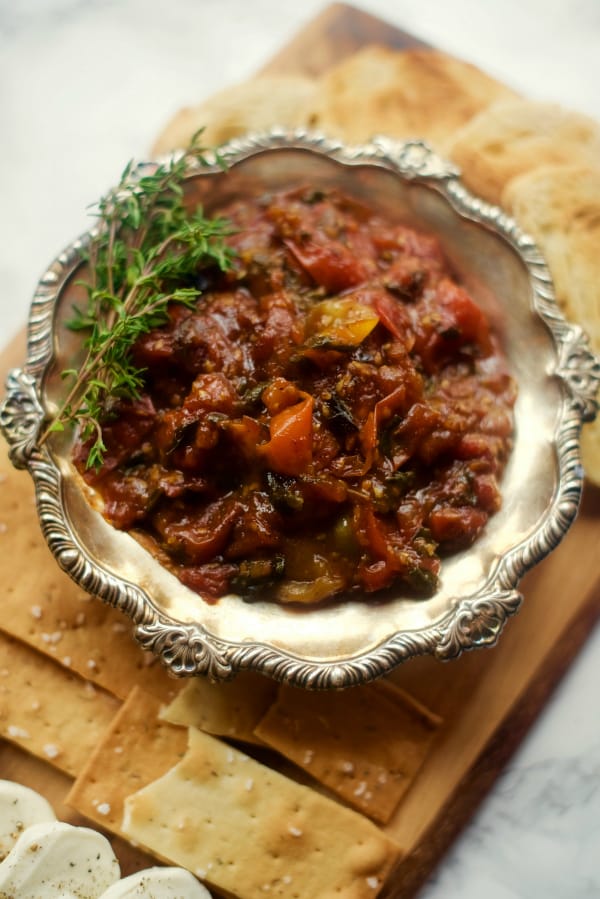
76,187,516,605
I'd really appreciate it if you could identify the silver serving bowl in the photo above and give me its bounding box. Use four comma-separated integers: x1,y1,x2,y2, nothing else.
1,131,599,689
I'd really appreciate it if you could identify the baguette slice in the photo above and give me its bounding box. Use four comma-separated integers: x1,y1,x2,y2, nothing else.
152,75,318,155
503,164,600,484
305,45,519,147
447,100,600,205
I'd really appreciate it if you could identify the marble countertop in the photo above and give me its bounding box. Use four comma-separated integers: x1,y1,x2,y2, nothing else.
1,1,599,896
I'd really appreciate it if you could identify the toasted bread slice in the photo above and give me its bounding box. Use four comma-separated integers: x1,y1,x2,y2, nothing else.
305,45,519,147
152,74,318,155
504,164,600,484
447,100,600,205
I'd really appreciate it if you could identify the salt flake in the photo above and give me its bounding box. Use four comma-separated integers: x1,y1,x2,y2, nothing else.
7,725,30,739
41,631,62,645
43,743,60,759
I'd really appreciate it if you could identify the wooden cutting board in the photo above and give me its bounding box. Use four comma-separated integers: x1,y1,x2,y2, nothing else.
2,4,599,897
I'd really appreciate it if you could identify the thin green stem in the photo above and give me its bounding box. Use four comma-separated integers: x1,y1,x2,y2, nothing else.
44,140,235,468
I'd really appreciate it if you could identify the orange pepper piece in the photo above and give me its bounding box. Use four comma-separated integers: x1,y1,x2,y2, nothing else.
260,395,314,476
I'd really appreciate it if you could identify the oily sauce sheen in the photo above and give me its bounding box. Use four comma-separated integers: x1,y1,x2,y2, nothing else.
77,187,516,605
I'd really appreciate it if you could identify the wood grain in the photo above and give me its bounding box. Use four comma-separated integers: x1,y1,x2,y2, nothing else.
1,4,599,898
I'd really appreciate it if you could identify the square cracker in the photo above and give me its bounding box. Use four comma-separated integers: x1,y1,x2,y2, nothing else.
66,686,188,835
68,687,401,898
254,680,441,824
159,670,278,745
0,632,120,777
0,445,178,702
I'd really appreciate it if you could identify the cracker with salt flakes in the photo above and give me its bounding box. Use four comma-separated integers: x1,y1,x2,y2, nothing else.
123,726,401,899
254,680,441,824
159,670,277,745
68,687,401,899
66,686,188,834
0,632,120,777
0,446,178,703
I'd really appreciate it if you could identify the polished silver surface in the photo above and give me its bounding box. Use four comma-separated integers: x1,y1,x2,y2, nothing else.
1,131,599,689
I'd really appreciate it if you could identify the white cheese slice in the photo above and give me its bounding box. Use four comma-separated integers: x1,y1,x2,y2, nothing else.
99,866,213,897
0,779,57,861
0,820,120,898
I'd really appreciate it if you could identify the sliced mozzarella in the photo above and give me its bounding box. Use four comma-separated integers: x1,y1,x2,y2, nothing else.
100,866,213,897
0,780,57,861
0,820,120,898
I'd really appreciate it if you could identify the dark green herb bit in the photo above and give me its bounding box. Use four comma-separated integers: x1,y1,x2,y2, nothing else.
231,556,286,593
265,471,305,511
318,392,358,438
406,566,439,596
366,472,415,514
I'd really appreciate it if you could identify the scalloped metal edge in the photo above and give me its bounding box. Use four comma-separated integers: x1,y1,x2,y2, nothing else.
1,129,599,689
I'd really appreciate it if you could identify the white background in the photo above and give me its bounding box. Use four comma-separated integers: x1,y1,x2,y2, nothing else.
1,1,599,897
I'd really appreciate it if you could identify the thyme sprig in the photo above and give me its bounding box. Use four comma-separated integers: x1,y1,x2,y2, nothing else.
43,134,235,469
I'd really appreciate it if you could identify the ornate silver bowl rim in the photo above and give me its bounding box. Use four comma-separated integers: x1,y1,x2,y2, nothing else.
1,130,599,689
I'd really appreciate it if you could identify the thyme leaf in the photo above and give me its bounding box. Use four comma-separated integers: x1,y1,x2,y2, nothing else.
42,131,235,468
